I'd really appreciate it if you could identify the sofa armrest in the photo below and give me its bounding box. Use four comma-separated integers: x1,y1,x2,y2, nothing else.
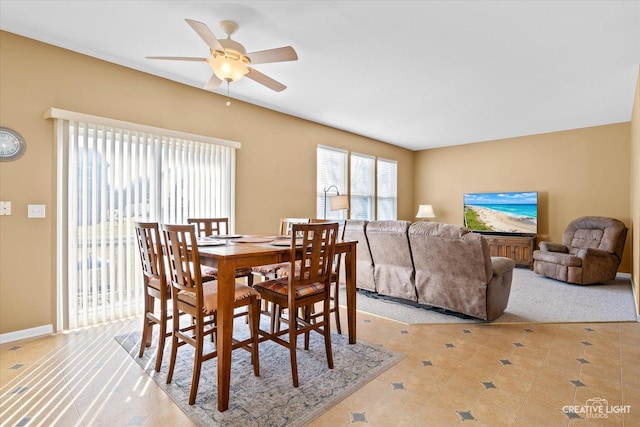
539,241,568,253
490,256,516,277
575,247,612,259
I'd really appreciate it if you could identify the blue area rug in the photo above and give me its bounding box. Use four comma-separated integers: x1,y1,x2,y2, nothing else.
116,319,403,426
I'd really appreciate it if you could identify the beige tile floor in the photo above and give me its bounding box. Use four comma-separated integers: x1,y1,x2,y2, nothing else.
1,308,639,426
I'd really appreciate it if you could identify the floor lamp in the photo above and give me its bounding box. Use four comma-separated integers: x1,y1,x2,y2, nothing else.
323,185,349,219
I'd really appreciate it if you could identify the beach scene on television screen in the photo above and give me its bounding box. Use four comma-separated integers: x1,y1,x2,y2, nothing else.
464,192,537,234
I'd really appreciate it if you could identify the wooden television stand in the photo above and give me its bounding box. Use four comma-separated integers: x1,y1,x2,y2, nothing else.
481,234,536,269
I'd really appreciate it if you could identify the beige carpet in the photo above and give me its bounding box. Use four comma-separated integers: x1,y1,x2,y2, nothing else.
341,268,638,324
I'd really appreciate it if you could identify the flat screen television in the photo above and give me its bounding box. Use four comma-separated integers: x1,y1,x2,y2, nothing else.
463,191,537,235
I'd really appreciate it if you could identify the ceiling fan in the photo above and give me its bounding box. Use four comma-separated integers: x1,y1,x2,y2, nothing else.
147,19,298,93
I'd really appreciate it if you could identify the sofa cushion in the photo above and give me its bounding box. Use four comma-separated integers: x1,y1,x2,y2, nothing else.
409,222,493,283
343,220,376,292
366,220,415,301
533,250,582,267
408,222,502,319
562,216,627,258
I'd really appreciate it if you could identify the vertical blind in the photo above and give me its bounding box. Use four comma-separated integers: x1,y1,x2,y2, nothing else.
350,153,375,220
47,109,238,329
377,158,398,220
316,145,348,220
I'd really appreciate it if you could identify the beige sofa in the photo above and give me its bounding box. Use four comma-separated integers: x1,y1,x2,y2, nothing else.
345,220,516,321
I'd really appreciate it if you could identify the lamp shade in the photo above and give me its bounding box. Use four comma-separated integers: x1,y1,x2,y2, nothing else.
330,194,349,211
415,204,436,219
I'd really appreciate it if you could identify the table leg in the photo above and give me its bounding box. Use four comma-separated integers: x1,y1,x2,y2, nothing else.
345,242,357,344
216,260,235,412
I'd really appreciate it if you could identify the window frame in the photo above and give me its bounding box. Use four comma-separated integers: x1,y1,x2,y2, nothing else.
317,145,398,221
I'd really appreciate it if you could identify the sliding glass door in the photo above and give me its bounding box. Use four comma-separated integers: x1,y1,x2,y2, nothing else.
50,109,237,329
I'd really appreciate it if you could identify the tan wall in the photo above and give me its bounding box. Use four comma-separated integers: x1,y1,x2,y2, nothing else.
631,70,640,313
1,31,636,335
0,32,414,334
414,123,632,274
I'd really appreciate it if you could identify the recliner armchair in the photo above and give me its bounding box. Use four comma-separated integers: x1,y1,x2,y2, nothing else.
532,216,627,285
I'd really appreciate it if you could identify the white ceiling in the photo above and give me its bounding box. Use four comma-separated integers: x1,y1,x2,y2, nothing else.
1,1,639,151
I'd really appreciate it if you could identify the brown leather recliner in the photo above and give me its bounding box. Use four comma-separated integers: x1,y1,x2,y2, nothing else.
532,216,628,285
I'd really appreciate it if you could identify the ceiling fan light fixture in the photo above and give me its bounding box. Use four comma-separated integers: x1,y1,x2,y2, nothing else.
210,54,248,82
149,18,297,92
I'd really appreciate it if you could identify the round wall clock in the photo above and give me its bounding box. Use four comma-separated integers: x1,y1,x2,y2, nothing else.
0,127,27,161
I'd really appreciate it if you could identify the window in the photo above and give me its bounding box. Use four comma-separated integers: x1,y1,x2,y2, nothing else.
377,158,398,220
48,108,238,329
317,146,398,221
316,146,348,220
350,153,375,220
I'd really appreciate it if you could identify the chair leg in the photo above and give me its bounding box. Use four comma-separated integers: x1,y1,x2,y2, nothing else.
304,306,311,350
138,295,152,358
155,299,167,372
189,316,205,405
333,282,342,335
249,297,260,377
210,313,217,343
289,310,299,388
324,302,334,370
166,304,180,384
271,304,281,334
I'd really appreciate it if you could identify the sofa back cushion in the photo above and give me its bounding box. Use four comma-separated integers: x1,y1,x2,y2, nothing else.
408,222,493,318
366,220,415,301
562,216,628,259
343,220,376,291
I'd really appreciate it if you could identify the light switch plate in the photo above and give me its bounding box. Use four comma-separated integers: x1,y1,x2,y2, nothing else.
0,201,11,215
28,204,46,218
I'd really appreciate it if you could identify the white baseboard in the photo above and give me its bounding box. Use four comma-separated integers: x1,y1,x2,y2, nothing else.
0,324,54,344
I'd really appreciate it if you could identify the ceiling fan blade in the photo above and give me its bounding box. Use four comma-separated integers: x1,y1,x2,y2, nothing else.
246,46,298,64
146,56,208,62
204,73,223,90
246,67,287,92
185,18,225,52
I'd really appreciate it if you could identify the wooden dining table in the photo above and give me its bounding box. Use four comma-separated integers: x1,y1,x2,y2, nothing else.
195,236,358,412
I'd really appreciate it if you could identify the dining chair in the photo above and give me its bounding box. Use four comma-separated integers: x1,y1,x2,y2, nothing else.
133,221,171,372
187,217,254,286
251,217,310,282
187,217,229,236
311,219,346,334
279,217,312,236
161,223,261,405
251,217,311,332
134,221,217,371
275,219,345,334
253,222,339,387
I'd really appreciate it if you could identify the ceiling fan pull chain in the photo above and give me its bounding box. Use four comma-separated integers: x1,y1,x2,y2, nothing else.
226,81,231,107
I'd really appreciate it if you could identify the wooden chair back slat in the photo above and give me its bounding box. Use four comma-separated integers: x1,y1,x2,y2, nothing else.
162,224,202,297
188,217,229,237
291,223,338,287
134,221,164,281
279,217,310,236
